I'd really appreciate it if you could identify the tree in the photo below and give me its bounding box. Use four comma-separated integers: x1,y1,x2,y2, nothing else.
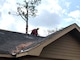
9,0,41,34
47,28,59,35
47,27,63,35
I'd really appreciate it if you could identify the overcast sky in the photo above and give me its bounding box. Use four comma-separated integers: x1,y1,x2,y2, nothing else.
0,0,80,36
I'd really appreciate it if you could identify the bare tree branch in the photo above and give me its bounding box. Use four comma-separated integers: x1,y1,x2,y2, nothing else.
17,0,41,34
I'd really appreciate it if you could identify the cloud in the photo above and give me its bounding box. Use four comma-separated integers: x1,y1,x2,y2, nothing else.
0,12,1,17
0,0,17,30
68,10,80,18
64,18,73,22
14,20,26,33
0,14,15,29
29,0,63,29
0,0,5,6
65,2,71,8
76,5,80,8
68,10,80,22
0,0,80,36
29,10,62,29
37,0,62,15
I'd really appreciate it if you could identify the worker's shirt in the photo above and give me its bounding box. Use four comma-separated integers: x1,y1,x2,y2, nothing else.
31,29,38,36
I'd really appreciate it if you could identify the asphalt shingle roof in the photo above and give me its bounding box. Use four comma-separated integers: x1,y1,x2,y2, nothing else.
0,29,45,55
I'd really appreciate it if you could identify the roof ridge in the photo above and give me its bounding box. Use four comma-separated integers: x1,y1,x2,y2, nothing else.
0,29,27,35
42,23,80,43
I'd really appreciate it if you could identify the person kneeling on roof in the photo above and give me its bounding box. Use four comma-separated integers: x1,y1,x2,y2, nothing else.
31,28,39,36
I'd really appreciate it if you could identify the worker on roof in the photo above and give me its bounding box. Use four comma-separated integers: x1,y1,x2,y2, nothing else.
31,28,39,36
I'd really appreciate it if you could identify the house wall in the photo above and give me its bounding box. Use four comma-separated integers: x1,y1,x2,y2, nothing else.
40,33,80,60
19,56,66,60
0,56,68,60
0,33,80,60
20,56,50,60
0,57,18,60
0,57,56,60
0,56,67,60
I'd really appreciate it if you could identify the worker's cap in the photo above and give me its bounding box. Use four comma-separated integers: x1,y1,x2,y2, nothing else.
37,28,39,30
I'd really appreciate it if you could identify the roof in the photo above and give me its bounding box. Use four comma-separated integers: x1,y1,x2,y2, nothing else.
0,29,45,57
0,23,80,58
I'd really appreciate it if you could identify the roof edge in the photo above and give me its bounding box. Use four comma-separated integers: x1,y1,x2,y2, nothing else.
0,54,14,58
40,23,80,47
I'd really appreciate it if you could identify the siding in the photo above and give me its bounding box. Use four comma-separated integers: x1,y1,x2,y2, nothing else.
0,57,67,60
40,33,80,60
20,57,50,60
19,56,66,60
0,58,19,60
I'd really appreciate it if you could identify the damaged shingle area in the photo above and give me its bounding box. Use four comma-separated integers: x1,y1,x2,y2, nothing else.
0,29,45,55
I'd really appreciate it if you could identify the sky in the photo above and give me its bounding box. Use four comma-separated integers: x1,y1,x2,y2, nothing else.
0,0,80,36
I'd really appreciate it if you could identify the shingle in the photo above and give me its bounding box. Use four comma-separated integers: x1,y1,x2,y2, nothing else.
0,29,45,55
